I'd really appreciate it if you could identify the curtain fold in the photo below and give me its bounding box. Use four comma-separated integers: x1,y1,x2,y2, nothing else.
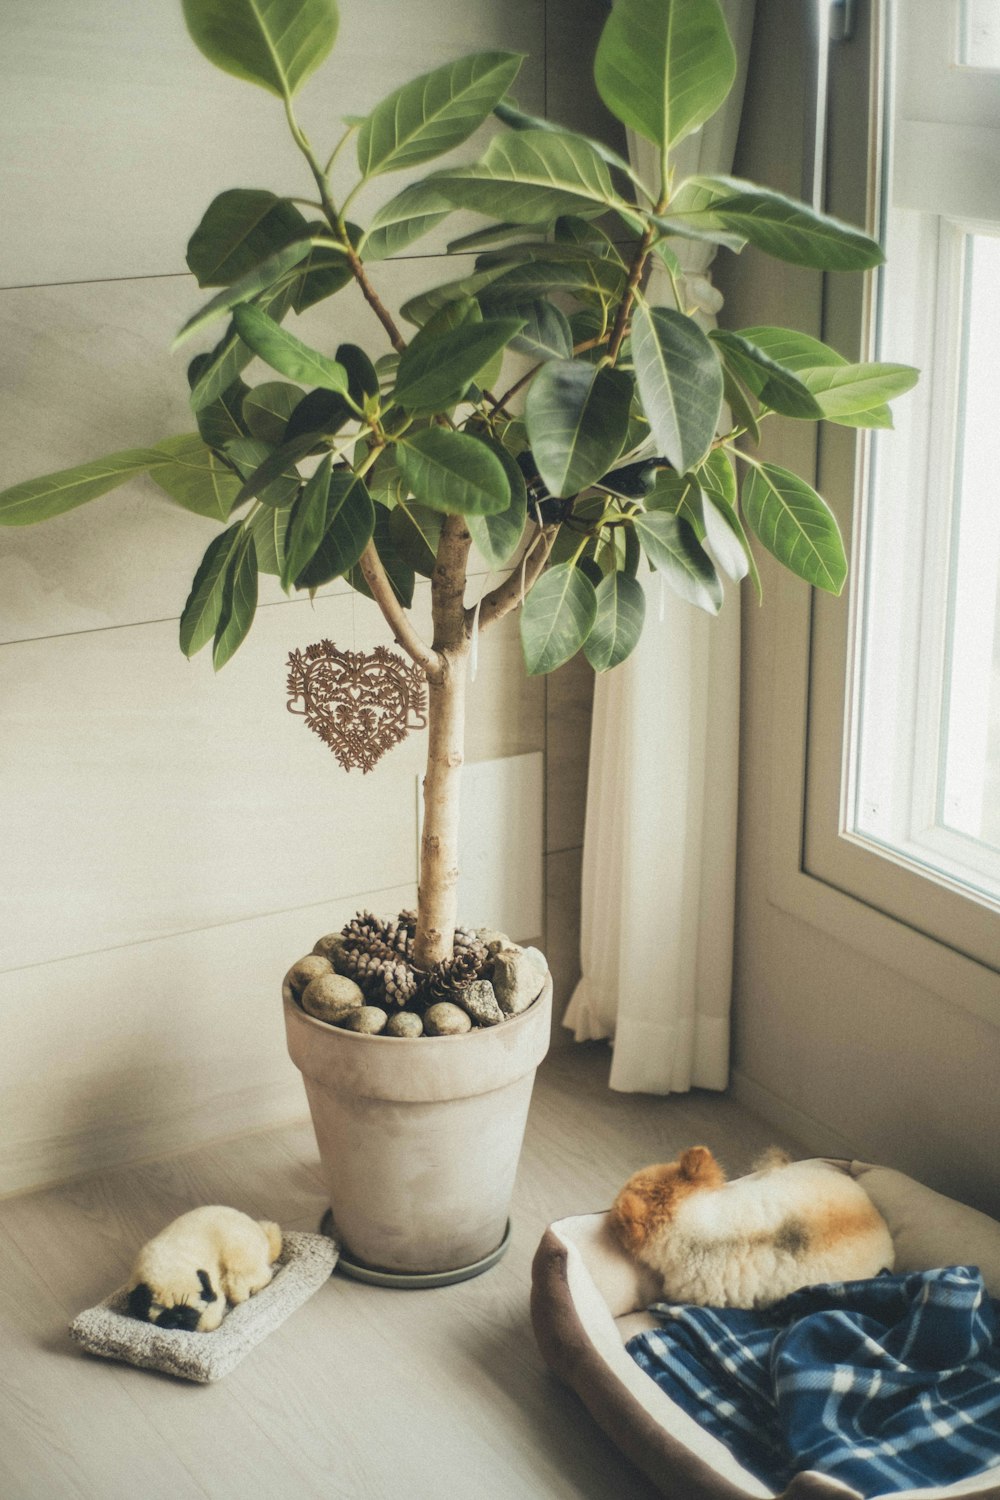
563,0,756,1095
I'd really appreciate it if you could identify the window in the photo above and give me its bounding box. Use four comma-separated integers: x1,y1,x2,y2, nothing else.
802,0,1000,973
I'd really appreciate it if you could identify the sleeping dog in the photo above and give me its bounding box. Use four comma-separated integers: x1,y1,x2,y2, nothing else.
126,1206,283,1331
610,1147,894,1309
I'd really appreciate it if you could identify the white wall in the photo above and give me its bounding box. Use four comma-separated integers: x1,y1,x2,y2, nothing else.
0,0,613,1196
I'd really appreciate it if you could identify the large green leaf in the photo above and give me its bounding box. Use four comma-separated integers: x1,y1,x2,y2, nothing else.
288,226,358,312
742,462,846,594
493,98,647,190
146,434,244,520
250,502,289,575
0,448,162,526
594,0,736,153
296,470,375,588
396,429,510,515
231,304,348,393
521,561,598,674
393,316,524,413
361,181,455,261
181,0,338,100
179,522,243,657
186,189,308,287
347,502,414,606
399,265,513,326
282,452,333,589
389,501,443,577
584,570,646,671
228,433,315,507
477,257,626,313
242,381,303,443
337,344,380,407
196,377,251,449
284,387,351,444
792,361,918,419
631,302,724,473
509,300,573,363
525,359,632,499
431,129,624,225
358,52,523,178
733,325,893,428
213,533,258,670
709,330,823,418
466,438,527,567
175,238,318,347
633,509,722,614
188,281,297,412
678,178,884,270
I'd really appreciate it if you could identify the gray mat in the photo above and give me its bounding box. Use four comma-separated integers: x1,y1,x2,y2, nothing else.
69,1229,339,1383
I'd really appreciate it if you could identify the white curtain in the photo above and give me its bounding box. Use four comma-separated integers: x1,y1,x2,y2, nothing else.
563,0,757,1093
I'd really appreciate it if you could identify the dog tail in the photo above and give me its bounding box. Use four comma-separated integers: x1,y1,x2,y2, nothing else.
259,1219,283,1262
752,1146,793,1173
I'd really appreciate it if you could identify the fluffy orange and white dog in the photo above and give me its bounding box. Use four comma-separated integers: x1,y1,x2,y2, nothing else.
610,1147,894,1309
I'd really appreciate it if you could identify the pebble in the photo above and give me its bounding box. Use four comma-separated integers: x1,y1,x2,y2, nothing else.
474,928,510,955
312,933,345,964
301,972,364,1025
343,1006,388,1035
454,979,503,1027
491,948,547,1015
287,953,333,998
423,1002,473,1036
385,1011,424,1038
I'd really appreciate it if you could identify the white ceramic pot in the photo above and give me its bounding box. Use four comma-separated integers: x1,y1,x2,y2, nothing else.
283,972,552,1279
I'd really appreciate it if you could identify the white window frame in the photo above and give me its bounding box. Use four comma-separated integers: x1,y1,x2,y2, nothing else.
755,0,1000,1016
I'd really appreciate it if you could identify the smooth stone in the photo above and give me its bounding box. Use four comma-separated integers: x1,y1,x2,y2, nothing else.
312,933,345,963
454,979,503,1027
301,972,364,1025
385,1011,424,1038
423,1002,472,1037
287,953,333,999
491,948,547,1016
475,928,510,955
343,1006,388,1035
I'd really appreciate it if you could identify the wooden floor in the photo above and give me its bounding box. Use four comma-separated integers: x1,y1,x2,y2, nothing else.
0,1044,802,1500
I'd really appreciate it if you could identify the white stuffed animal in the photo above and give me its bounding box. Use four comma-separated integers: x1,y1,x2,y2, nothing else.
126,1206,282,1331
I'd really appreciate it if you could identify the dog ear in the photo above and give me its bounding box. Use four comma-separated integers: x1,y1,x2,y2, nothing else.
197,1269,218,1304
678,1146,724,1184
609,1189,653,1252
127,1282,154,1322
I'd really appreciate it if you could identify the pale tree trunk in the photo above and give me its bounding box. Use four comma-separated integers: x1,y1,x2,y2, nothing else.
360,510,558,972
412,645,469,971
411,515,473,971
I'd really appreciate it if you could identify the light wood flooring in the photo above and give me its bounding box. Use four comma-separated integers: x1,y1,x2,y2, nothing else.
0,1043,803,1500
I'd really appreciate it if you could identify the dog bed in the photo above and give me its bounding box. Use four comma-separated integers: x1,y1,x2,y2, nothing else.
70,1228,339,1382
531,1161,1000,1500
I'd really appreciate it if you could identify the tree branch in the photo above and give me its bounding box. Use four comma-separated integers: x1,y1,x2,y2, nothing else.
475,523,559,631
358,542,441,679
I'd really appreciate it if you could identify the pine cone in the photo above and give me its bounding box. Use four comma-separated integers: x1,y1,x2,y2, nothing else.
341,911,387,951
382,959,419,1007
426,945,488,1000
383,910,417,960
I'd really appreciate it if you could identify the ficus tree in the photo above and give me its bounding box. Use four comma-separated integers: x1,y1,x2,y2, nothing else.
0,0,916,972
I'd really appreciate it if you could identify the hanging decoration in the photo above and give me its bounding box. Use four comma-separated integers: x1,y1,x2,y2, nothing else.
286,641,427,773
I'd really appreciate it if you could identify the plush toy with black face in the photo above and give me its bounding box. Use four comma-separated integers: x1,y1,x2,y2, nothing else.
126,1206,283,1331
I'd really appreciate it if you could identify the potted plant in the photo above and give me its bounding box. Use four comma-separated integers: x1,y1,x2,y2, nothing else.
0,0,915,1283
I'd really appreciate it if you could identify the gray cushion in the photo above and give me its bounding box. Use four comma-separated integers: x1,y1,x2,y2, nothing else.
69,1229,338,1382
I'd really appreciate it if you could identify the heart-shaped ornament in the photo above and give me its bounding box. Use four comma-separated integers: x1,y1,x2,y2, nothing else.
287,641,427,773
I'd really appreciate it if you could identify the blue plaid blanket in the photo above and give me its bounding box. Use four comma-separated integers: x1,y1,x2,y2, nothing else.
627,1266,1000,1497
